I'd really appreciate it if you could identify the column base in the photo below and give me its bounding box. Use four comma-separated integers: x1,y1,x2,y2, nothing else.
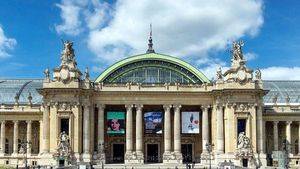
125,151,144,164
163,151,182,163
82,153,92,162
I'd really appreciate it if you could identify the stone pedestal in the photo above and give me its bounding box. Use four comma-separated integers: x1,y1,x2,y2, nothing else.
125,151,144,164
82,153,92,162
163,151,183,164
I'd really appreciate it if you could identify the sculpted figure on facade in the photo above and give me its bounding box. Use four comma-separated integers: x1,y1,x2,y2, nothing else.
237,132,251,149
53,131,72,162
44,68,50,80
61,40,76,66
231,40,244,62
216,67,223,81
255,68,261,80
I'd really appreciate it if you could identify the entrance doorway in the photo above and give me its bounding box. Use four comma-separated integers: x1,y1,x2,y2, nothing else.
182,144,193,163
146,144,159,163
113,144,124,163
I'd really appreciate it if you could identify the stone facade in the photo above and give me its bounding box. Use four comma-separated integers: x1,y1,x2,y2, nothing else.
0,40,299,168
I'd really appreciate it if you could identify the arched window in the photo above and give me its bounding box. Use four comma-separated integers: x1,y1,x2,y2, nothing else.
95,53,210,84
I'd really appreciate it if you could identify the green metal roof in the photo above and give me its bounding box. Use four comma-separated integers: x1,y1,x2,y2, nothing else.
94,53,210,83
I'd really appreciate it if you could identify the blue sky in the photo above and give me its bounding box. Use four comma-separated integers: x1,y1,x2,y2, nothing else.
0,0,299,80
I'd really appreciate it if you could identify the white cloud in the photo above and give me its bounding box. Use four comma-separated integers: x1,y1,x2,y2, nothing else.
55,0,110,36
0,26,17,58
86,0,263,62
55,0,83,35
261,67,300,80
244,52,257,61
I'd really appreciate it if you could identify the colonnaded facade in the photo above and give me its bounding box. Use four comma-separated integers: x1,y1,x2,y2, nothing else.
0,37,300,168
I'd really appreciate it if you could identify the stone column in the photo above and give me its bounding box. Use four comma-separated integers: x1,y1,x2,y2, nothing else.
97,104,105,151
202,106,209,154
125,104,134,163
216,105,224,154
163,104,172,162
286,121,292,144
135,104,144,162
83,105,91,161
273,121,279,151
26,120,32,155
261,120,266,153
42,104,50,153
173,104,182,161
0,121,5,155
257,105,264,154
13,120,19,155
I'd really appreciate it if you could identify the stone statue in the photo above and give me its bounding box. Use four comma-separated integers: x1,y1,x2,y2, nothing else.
237,132,251,149
216,67,223,81
44,68,50,79
231,41,244,61
60,40,76,66
255,68,261,80
84,67,90,81
53,131,71,160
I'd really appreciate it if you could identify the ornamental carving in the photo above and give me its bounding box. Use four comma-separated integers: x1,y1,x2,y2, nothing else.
228,103,255,113
50,101,79,111
53,132,73,163
52,40,82,84
235,132,254,159
163,151,183,161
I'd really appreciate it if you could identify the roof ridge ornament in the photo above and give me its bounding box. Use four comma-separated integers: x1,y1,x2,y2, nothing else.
231,40,245,68
52,40,82,84
146,24,155,53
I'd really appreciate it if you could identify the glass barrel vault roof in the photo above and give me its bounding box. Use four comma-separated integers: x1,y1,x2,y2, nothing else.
94,53,210,84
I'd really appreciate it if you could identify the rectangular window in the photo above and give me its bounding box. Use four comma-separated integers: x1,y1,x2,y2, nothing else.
237,119,246,136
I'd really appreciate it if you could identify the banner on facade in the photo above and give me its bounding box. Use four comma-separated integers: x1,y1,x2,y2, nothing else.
181,111,200,133
144,112,163,134
107,111,125,134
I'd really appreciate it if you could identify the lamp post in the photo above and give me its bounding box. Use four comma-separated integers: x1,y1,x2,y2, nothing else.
205,143,214,169
19,140,32,169
282,139,291,168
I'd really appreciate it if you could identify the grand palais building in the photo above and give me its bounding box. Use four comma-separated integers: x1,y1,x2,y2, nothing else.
0,36,300,169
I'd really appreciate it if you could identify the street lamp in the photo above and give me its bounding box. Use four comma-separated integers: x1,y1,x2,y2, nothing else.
19,140,32,169
282,139,291,168
205,143,214,169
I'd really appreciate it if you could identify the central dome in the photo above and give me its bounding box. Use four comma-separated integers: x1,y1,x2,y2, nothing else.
95,53,210,84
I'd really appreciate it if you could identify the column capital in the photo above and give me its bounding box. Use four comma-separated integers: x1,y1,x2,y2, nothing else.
26,120,32,124
83,103,91,108
173,104,181,109
125,104,134,111
273,121,279,125
13,120,19,124
0,120,6,125
134,104,143,110
96,104,105,110
201,105,210,110
215,103,224,109
163,104,172,111
286,121,292,125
